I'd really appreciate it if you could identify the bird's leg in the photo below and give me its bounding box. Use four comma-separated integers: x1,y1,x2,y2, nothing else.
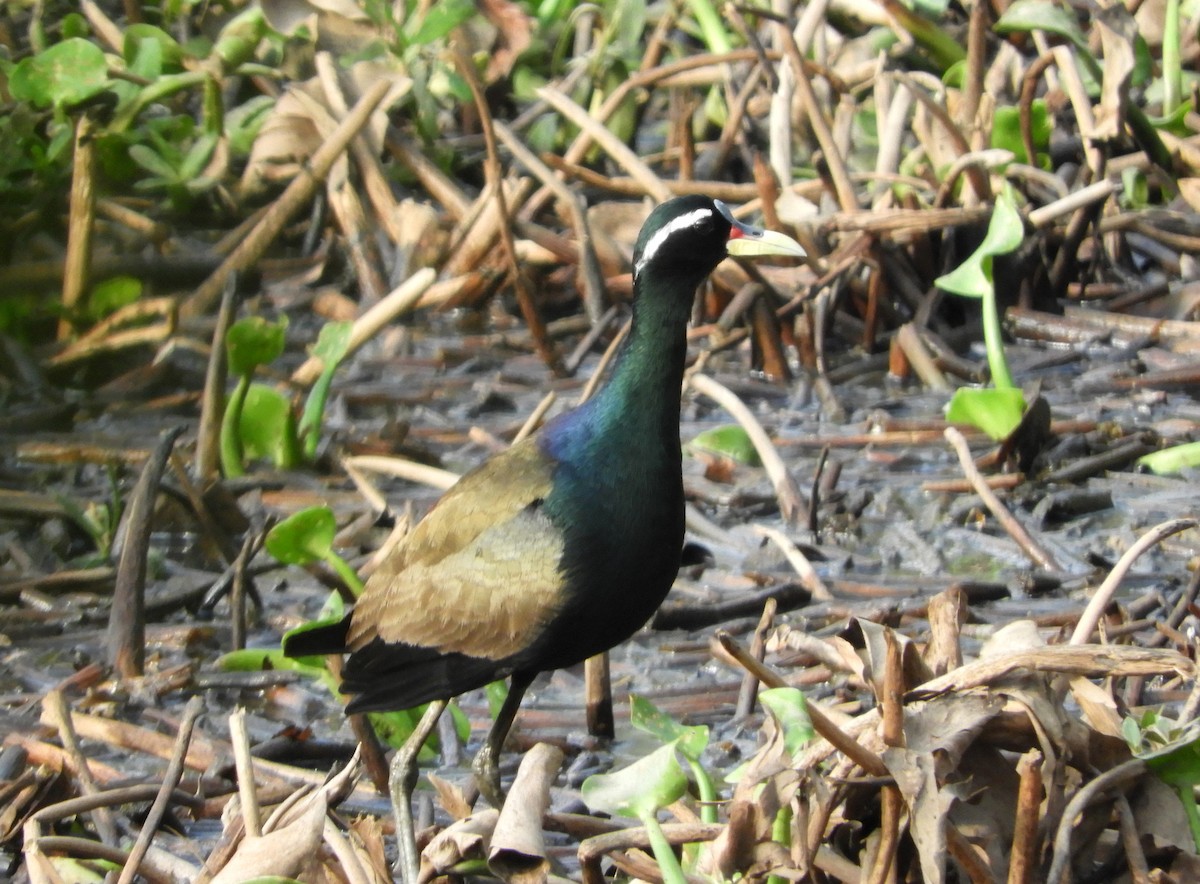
389,699,447,884
471,671,533,809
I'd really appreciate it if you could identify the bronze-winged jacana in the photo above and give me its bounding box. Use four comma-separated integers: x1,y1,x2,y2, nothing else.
284,195,805,879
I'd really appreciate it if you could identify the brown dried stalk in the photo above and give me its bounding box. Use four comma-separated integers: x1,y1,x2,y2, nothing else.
183,78,393,317
944,426,1061,572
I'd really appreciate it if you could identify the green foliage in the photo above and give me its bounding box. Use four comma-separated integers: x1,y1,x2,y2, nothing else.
128,129,220,209
86,276,143,322
946,388,1028,441
1125,711,1200,850
219,317,352,477
221,316,288,478
631,695,717,823
1137,441,1200,475
995,0,1087,51
582,742,690,884
688,425,761,466
238,384,301,471
990,102,1051,167
758,687,816,756
8,38,109,109
55,466,123,564
936,185,1027,440
583,741,689,819
299,322,354,461
265,506,364,595
885,2,965,72
226,316,288,376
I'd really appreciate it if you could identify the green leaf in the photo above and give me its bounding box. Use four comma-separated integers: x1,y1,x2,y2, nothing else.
759,687,816,756
8,38,110,109
946,387,1027,441
990,102,1051,166
87,276,142,320
1140,723,1200,850
299,321,354,459
1121,167,1151,210
936,185,1024,390
179,132,218,179
630,695,710,760
212,7,267,68
238,383,299,468
582,741,688,820
1138,441,1200,475
226,95,276,156
688,425,761,466
265,506,337,566
226,315,287,376
406,0,476,45
995,0,1088,51
938,187,1025,299
885,1,966,71
217,647,325,674
128,143,179,180
125,24,186,73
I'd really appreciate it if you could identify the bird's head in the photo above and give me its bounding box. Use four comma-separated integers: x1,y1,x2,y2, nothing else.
632,195,806,286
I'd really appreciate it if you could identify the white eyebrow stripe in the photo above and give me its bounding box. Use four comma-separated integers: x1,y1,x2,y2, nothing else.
634,208,714,277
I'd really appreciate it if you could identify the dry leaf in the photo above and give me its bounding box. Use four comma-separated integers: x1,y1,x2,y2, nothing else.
209,792,327,884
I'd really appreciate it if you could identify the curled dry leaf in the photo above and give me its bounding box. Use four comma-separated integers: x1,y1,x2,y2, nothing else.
489,742,564,884
420,808,500,883
208,790,327,884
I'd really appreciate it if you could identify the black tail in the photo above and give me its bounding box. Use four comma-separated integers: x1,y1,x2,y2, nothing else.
341,638,511,712
282,614,352,658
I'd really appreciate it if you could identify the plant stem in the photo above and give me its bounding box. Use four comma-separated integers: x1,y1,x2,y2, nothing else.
640,813,689,884
686,0,732,54
767,804,794,884
980,274,1014,390
324,552,365,596
219,375,250,478
687,758,718,825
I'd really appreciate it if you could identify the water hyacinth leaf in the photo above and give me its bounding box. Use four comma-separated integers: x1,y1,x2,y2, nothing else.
265,506,337,567
217,647,324,674
238,383,299,468
227,315,287,376
688,425,761,466
582,741,688,819
991,102,1051,166
266,505,364,594
1138,441,1200,475
936,188,1025,300
946,387,1027,441
995,0,1088,51
9,38,110,109
299,320,353,460
630,695,710,759
759,687,816,756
